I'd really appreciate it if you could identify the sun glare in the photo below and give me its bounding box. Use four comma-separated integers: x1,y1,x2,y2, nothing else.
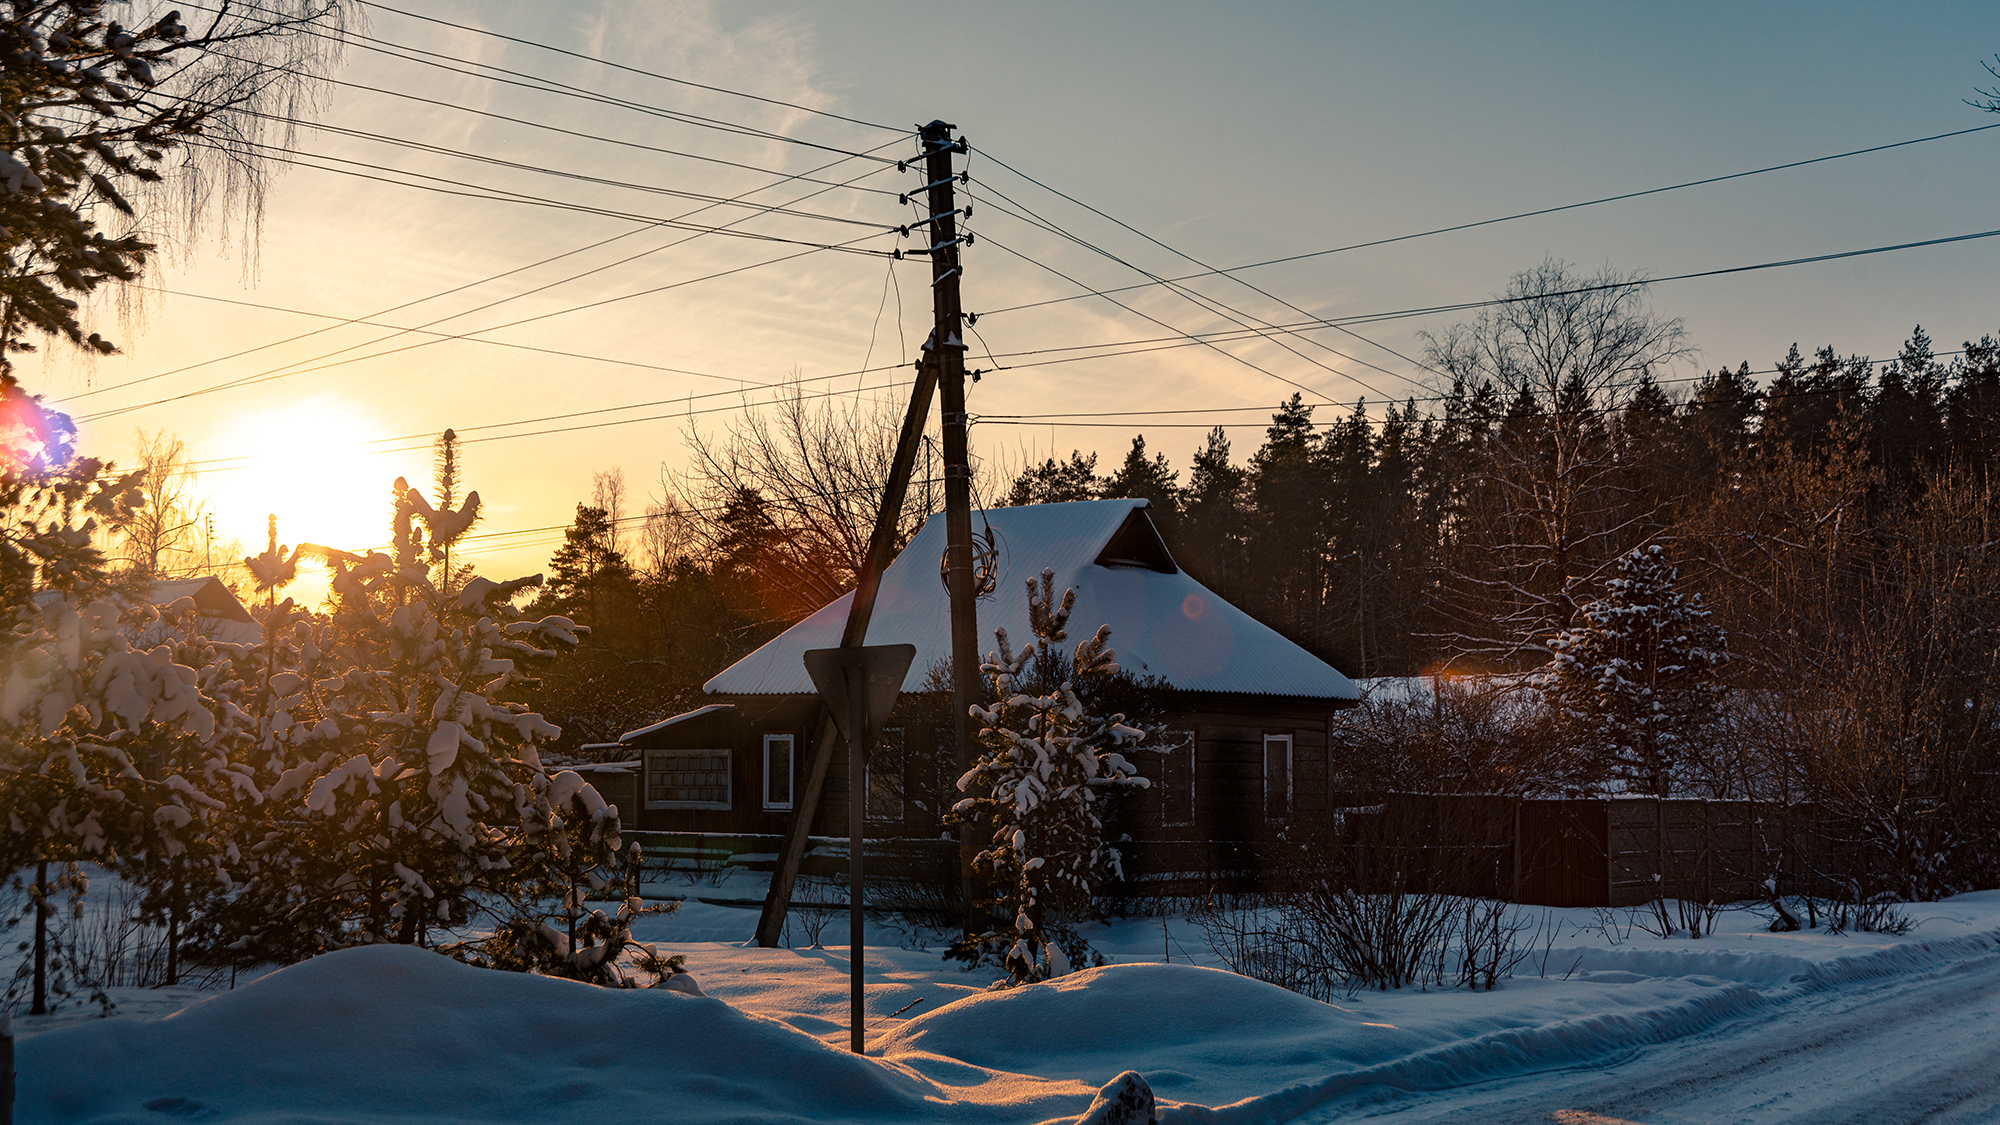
209,401,407,562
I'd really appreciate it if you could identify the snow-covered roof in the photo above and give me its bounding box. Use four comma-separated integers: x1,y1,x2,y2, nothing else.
704,499,1357,701
618,703,735,743
149,577,255,623
32,574,262,644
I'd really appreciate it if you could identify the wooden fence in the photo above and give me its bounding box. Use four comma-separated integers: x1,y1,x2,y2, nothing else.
1104,794,1855,909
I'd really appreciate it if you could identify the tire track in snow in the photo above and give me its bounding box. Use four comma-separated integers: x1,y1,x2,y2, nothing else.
1150,928,2000,1125
1286,941,2000,1125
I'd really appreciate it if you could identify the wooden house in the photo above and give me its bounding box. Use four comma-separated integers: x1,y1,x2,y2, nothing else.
608,499,1359,860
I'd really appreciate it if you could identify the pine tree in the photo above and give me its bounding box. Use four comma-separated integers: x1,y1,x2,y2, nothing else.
1543,545,1726,796
948,569,1148,985
1104,435,1179,534
1005,451,1103,506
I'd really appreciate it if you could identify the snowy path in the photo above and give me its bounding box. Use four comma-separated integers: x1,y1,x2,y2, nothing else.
1314,948,2000,1125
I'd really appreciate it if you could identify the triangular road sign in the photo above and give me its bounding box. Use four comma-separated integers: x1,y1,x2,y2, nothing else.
803,644,917,744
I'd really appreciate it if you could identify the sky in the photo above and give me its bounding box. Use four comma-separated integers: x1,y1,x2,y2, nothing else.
21,0,2000,596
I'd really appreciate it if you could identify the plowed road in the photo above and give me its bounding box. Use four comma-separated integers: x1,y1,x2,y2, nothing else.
1314,951,2000,1124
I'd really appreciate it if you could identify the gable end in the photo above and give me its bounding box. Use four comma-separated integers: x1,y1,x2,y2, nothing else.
1093,506,1177,573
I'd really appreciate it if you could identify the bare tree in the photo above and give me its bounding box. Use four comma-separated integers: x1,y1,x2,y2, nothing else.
1422,261,1690,665
111,429,205,576
592,468,627,557
639,490,696,574
668,379,941,604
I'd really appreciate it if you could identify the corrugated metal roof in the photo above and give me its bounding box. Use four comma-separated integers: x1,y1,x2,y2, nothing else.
618,703,734,742
704,498,1357,701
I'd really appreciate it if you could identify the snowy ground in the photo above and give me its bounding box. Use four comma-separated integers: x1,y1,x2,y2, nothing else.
12,888,2000,1124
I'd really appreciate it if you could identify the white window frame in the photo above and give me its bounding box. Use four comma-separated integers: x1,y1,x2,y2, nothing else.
644,748,732,810
762,733,795,811
1263,733,1294,820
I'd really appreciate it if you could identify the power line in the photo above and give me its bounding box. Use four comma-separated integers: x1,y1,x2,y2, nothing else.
78,234,873,424
967,170,1428,400
221,3,904,161
225,107,902,229
177,0,908,162
976,231,1354,407
192,133,903,252
54,137,912,408
212,49,908,198
973,145,1440,381
351,0,906,135
973,120,2000,320
70,153,908,421
973,346,1984,428
964,224,2000,377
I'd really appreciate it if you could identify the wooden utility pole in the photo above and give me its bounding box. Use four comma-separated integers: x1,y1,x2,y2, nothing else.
917,120,984,927
751,122,974,949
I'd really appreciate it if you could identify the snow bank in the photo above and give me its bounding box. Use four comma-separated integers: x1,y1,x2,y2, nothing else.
17,892,2000,1124
14,945,1088,1125
875,961,1757,1117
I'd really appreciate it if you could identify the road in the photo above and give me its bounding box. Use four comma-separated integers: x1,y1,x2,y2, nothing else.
1307,949,2000,1125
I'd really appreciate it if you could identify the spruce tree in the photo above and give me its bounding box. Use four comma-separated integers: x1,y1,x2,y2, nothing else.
948,569,1148,985
1543,545,1726,796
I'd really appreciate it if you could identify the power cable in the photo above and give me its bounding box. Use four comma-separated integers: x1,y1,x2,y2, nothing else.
54,136,911,407
976,231,1352,407
181,0,904,162
974,120,2000,319
187,133,903,251
210,48,907,197
351,0,906,134
78,232,878,424
967,224,2000,378
223,107,904,229
968,175,1425,400
973,146,1439,381
974,346,1983,428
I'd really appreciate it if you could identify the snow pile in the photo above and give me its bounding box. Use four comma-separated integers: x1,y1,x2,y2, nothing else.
14,892,2000,1124
14,944,1090,1125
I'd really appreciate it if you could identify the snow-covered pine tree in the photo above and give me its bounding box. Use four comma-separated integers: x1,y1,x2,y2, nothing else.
243,514,297,607
402,430,481,595
454,774,683,988
0,437,238,1012
1543,545,1726,796
948,569,1148,985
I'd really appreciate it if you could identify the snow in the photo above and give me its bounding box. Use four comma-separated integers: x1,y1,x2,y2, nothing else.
704,499,1357,701
12,892,2000,1124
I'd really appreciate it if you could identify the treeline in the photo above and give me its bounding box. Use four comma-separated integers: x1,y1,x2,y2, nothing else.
996,263,2000,896
1009,312,2000,685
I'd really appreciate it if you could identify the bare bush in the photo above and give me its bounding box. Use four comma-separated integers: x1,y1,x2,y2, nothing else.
1195,816,1540,998
1825,889,1914,936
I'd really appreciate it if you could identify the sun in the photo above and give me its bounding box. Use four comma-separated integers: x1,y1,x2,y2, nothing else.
208,399,415,563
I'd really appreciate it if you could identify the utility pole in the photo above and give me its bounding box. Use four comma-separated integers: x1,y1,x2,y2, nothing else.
752,121,975,950
917,120,984,929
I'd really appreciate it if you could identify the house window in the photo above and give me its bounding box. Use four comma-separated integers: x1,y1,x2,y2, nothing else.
1264,734,1293,820
866,727,906,822
645,748,731,810
763,734,795,810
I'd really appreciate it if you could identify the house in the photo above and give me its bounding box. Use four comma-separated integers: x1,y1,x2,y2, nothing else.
609,499,1360,862
144,577,262,645
32,575,263,646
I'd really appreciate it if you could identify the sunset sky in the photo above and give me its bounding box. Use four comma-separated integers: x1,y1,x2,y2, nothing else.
22,0,2000,598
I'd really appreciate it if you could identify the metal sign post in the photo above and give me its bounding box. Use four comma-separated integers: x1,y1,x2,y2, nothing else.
803,643,916,1054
